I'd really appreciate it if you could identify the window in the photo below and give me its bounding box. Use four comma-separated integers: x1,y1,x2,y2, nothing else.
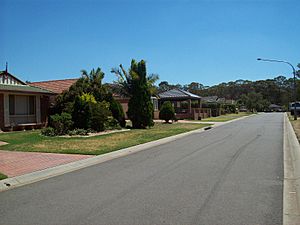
9,95,15,115
29,96,35,115
9,95,36,115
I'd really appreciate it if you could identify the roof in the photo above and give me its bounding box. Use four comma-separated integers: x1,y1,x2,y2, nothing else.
0,84,54,94
202,96,234,104
29,78,78,94
0,71,26,85
158,89,201,100
269,104,281,108
202,96,219,103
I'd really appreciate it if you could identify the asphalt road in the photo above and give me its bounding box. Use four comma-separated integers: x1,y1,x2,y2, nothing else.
0,113,283,225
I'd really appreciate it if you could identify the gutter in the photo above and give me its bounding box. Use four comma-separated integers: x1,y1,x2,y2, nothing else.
283,113,300,224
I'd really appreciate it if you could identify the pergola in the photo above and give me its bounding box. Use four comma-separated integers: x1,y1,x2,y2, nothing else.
158,89,202,119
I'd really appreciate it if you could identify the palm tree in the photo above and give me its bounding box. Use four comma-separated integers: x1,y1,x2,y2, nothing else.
111,59,159,128
111,60,159,97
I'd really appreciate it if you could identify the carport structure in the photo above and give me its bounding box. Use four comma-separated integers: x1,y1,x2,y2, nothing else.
158,89,210,119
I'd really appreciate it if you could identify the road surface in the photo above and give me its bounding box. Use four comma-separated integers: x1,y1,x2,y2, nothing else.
0,113,283,225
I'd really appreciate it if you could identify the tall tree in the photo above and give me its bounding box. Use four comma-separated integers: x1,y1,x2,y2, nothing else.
112,59,158,128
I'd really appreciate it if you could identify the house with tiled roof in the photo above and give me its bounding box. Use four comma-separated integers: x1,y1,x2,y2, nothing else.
0,70,55,131
30,78,79,94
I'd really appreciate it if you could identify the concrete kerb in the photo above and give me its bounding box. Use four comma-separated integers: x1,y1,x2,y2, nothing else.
0,114,256,192
283,113,300,225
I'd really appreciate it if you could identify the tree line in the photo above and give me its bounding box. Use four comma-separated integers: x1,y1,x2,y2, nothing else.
155,63,300,109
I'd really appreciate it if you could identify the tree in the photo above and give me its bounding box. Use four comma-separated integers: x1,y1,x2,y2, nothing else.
157,81,184,93
159,101,175,123
238,92,270,112
53,67,125,128
111,59,158,128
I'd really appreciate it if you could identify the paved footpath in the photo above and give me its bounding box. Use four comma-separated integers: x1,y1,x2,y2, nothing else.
0,113,283,225
0,151,93,177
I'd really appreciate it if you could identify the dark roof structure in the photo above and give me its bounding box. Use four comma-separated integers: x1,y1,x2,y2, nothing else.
269,104,281,108
158,89,201,100
202,96,218,103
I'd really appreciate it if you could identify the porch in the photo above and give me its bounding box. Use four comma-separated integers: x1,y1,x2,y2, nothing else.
158,89,209,120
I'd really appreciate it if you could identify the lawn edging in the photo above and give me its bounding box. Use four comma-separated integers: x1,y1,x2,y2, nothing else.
283,113,300,224
0,114,256,192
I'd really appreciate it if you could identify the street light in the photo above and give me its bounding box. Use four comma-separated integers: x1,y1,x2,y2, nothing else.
257,58,297,120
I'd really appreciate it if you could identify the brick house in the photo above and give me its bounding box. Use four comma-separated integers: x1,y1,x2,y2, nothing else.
31,79,160,119
0,71,54,131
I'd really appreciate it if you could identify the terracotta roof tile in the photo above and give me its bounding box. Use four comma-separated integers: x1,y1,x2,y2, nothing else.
29,78,78,94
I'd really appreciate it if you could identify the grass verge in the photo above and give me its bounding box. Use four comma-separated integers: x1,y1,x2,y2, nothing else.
0,172,8,180
0,123,209,155
201,112,254,122
289,113,300,141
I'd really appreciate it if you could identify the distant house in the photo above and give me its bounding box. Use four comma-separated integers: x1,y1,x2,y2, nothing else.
0,70,54,131
269,104,283,112
202,96,235,104
201,96,219,103
158,89,210,119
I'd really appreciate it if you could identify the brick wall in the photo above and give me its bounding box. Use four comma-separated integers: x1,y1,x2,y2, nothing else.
0,94,4,130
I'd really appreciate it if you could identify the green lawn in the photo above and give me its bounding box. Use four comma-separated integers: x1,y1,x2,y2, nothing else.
201,112,254,122
0,123,209,155
0,172,8,180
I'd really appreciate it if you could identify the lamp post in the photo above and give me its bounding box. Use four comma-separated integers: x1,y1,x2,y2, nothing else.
257,58,297,120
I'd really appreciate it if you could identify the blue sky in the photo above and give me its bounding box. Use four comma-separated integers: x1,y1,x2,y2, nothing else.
1,0,299,86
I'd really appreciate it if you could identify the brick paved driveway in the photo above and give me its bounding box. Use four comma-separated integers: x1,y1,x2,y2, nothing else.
0,150,93,177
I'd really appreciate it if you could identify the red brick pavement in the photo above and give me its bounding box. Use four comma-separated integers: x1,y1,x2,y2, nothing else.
0,150,93,177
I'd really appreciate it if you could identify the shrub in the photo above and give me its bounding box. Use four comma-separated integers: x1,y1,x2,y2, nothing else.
90,101,111,132
50,112,73,135
72,95,92,129
41,127,56,136
110,98,126,127
75,129,89,135
159,101,175,123
224,104,236,114
68,128,89,136
105,116,121,130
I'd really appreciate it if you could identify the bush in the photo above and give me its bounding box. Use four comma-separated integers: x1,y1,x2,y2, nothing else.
68,128,89,136
223,104,236,114
90,101,111,132
72,95,92,129
41,127,56,136
50,112,73,135
105,116,121,130
110,98,126,127
159,101,175,123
